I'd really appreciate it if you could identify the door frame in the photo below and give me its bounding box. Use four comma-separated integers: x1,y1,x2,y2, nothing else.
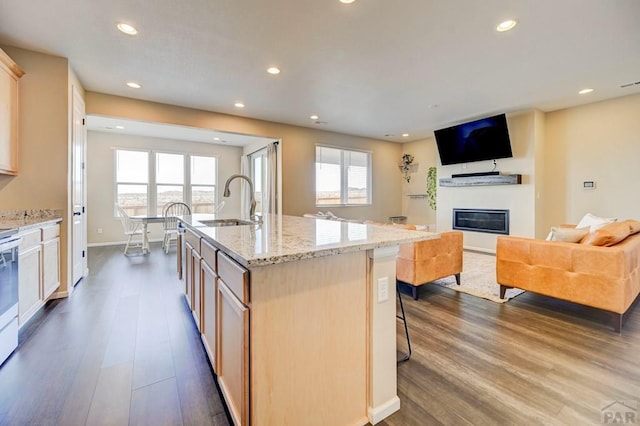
71,86,87,287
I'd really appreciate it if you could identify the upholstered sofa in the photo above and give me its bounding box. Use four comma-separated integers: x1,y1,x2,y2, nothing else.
496,220,640,331
397,231,463,300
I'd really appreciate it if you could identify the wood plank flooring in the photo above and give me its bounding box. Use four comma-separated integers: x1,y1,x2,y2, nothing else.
1,246,639,425
383,281,640,426
0,244,230,426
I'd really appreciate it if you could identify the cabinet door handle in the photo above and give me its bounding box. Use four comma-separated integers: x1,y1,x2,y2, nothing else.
73,212,81,216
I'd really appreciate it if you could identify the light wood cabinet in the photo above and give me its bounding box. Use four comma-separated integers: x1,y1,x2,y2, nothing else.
200,239,218,372
17,223,62,327
0,48,24,175
42,224,60,300
184,241,193,310
217,278,250,426
191,248,202,331
18,240,42,325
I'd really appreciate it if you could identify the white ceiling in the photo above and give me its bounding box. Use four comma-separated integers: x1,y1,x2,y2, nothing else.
1,0,639,142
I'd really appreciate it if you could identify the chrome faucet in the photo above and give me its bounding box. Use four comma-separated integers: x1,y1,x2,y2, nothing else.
223,174,260,222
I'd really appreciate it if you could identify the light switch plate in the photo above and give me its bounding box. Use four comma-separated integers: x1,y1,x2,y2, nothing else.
377,277,389,303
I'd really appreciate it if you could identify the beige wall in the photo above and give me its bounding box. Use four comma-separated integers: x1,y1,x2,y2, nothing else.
400,138,439,226
0,45,75,294
85,92,404,223
87,131,243,244
544,93,640,225
436,111,539,252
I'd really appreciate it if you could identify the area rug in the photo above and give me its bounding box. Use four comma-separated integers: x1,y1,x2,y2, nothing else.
432,251,525,303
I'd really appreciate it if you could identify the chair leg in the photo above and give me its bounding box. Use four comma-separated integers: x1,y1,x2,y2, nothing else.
124,234,133,256
396,281,411,363
455,273,461,285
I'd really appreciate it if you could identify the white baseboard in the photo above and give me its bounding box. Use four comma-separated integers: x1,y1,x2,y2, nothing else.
368,396,401,425
88,238,164,248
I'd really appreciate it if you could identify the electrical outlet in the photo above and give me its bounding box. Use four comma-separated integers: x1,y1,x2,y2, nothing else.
377,277,389,303
97,228,103,234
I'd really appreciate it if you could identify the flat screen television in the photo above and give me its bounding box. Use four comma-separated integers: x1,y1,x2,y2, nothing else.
434,113,513,165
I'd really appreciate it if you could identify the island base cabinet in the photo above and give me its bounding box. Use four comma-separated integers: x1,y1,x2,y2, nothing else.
184,242,193,310
217,278,249,426
201,261,217,373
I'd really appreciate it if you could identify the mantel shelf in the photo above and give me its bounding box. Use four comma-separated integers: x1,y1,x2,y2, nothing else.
406,194,428,199
439,174,522,187
398,163,419,173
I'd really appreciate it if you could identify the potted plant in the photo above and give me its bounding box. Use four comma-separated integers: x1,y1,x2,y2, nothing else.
400,154,415,183
426,166,437,211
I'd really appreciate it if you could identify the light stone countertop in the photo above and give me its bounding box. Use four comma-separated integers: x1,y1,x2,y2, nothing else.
0,209,63,231
179,213,439,268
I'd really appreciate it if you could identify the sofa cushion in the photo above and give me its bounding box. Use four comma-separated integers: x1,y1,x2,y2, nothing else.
621,219,640,235
549,226,590,243
576,213,616,232
580,222,631,246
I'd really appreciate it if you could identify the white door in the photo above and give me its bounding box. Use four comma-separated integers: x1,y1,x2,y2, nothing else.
72,88,86,285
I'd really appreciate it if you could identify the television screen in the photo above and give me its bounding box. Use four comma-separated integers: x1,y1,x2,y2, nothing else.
434,114,513,165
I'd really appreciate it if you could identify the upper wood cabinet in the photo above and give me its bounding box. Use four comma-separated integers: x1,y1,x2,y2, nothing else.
0,48,24,175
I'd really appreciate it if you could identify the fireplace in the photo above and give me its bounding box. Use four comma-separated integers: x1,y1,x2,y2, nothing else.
452,208,509,235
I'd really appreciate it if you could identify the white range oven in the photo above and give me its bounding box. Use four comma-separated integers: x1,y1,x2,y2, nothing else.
0,229,20,367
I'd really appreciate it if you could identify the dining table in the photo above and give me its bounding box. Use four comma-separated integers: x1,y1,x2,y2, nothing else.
131,215,165,254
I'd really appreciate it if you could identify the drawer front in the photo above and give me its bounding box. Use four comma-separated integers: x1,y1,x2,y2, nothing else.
185,228,201,252
201,239,217,272
42,224,60,241
19,229,42,251
217,251,249,304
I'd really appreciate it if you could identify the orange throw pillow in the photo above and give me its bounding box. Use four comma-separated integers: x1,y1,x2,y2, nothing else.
621,219,640,235
580,222,631,246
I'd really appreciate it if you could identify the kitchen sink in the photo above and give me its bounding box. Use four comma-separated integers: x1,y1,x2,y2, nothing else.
197,218,256,227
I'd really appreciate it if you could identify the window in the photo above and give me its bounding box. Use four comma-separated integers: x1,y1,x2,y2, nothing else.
315,146,371,206
114,149,218,216
115,149,149,216
156,152,184,215
191,155,217,213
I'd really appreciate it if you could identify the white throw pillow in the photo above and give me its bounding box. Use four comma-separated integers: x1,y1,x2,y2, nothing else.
549,226,590,243
576,213,616,233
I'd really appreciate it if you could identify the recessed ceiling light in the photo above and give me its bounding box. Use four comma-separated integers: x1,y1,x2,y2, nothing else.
340,0,356,3
496,19,517,32
427,104,439,109
310,115,319,120
213,137,221,141
234,102,245,108
402,133,410,137
117,23,138,35
267,67,281,75
126,82,141,89
578,88,594,95
115,125,125,130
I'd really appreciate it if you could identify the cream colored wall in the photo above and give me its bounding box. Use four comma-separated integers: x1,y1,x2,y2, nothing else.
0,45,74,294
85,92,403,223
436,111,539,252
400,138,439,226
545,93,640,225
87,131,243,245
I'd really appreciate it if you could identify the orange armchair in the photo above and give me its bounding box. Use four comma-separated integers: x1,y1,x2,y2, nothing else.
397,231,463,299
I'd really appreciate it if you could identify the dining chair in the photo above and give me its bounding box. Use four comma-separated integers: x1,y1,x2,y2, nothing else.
163,202,191,253
116,205,147,256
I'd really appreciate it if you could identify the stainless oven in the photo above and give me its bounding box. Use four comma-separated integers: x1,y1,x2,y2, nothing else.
0,230,20,367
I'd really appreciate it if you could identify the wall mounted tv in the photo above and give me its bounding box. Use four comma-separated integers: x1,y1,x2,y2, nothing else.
434,113,513,166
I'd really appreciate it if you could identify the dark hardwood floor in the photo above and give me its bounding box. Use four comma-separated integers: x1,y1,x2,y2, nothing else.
2,246,638,425
0,244,230,426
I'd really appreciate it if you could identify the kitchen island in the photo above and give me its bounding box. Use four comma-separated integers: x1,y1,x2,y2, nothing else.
178,214,437,425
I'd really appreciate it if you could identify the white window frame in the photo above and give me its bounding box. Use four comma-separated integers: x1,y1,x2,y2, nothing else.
114,148,219,217
315,144,372,207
